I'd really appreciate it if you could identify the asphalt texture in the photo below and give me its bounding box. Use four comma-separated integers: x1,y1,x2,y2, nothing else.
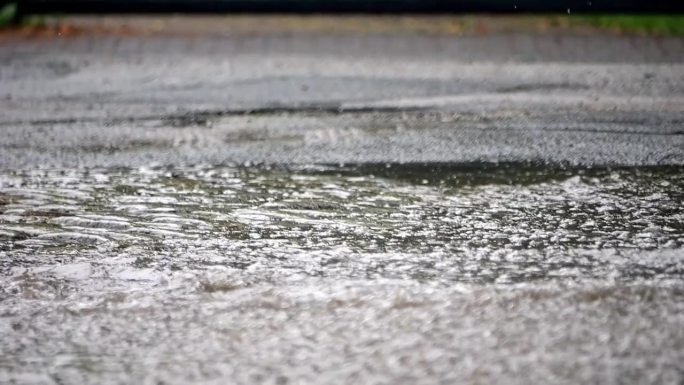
1,16,683,385
1,16,683,168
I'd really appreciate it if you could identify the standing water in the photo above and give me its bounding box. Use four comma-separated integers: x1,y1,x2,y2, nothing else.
1,163,683,384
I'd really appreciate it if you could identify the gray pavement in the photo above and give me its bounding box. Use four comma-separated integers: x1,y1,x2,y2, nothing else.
1,16,683,385
1,17,683,167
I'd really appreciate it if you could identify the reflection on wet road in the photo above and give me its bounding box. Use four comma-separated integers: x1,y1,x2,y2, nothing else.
1,163,683,384
2,164,682,285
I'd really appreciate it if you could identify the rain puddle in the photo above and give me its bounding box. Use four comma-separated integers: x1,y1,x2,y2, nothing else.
2,163,684,384
1,163,682,288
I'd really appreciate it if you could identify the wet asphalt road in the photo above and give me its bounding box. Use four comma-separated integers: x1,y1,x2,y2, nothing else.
1,16,684,167
1,16,684,385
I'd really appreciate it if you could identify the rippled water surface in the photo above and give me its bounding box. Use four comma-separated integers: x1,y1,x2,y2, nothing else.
1,164,682,285
1,164,683,384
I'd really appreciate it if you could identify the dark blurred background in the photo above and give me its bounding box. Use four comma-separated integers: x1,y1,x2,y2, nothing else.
8,0,684,14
